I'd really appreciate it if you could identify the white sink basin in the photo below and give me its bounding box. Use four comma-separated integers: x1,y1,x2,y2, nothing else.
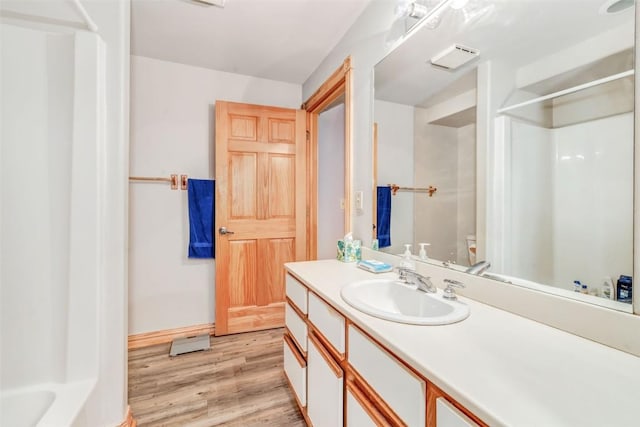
340,279,469,325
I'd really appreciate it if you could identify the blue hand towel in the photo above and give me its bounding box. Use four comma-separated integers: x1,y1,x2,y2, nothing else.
376,186,392,248
188,179,215,258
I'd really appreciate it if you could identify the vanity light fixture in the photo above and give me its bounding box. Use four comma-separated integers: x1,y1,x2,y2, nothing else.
430,44,479,70
449,0,470,10
191,0,226,7
396,1,429,20
600,0,634,14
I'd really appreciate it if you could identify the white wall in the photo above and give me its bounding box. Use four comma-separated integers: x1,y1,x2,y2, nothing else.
318,103,346,259
303,1,397,245
1,24,74,389
129,55,301,335
374,100,414,255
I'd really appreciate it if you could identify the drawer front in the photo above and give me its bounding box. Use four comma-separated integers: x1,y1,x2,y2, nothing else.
285,302,307,353
308,292,345,355
348,325,426,427
283,334,307,407
436,398,479,427
286,274,308,314
307,332,344,427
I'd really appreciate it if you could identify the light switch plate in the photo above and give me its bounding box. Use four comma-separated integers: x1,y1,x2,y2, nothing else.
355,191,364,210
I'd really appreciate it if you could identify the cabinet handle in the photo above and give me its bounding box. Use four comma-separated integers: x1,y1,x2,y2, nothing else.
309,329,343,379
284,333,306,368
347,380,392,427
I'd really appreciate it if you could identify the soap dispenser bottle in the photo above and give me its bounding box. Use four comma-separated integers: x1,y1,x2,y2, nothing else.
418,243,430,260
400,244,415,270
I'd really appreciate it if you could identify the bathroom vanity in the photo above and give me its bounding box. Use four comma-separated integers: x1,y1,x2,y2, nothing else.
283,260,640,427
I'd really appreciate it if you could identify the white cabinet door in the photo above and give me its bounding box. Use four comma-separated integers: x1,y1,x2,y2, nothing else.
283,334,306,407
286,273,308,314
346,388,378,427
308,292,345,355
346,381,394,427
285,302,307,352
307,331,343,427
436,398,479,427
348,325,426,426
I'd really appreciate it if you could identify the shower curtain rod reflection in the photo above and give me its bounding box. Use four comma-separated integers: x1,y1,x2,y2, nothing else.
129,174,188,190
388,184,438,197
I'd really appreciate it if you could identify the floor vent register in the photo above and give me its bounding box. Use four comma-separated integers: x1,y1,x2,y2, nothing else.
169,334,211,357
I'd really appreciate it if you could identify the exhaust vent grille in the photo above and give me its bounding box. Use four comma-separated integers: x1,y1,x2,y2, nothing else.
430,44,479,70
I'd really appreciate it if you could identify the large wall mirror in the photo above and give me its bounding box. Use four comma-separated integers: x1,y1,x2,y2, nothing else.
373,0,635,313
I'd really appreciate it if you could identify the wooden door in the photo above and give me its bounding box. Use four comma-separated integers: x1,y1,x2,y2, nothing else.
214,101,307,336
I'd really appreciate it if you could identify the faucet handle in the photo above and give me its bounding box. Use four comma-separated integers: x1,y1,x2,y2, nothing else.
442,279,465,301
444,278,464,288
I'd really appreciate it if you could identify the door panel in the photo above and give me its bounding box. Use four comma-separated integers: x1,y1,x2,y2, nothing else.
269,155,295,217
259,238,294,305
228,240,257,307
230,153,257,218
215,101,307,335
269,118,295,143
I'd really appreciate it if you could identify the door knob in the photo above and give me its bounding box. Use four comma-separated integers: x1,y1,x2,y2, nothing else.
219,227,235,235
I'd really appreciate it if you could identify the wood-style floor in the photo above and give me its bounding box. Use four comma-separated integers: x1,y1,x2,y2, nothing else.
128,328,306,426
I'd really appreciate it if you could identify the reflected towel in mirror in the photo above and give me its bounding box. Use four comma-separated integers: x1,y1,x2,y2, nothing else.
376,186,392,248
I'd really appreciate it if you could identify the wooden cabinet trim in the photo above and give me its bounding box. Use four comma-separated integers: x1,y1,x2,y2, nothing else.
347,366,406,427
284,325,307,359
309,328,343,379
308,323,344,363
427,383,487,427
347,378,393,427
286,296,307,319
284,332,307,368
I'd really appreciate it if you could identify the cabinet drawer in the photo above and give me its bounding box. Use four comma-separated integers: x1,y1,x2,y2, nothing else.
286,273,308,314
283,333,307,408
308,292,345,356
285,302,307,353
307,330,343,427
436,398,479,427
348,325,426,427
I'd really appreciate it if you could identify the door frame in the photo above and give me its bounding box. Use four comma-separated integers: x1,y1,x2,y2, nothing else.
302,56,353,260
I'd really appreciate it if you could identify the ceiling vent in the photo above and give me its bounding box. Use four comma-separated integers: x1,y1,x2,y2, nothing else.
430,44,479,70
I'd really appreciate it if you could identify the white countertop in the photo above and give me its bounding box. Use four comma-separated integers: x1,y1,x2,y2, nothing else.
285,260,640,427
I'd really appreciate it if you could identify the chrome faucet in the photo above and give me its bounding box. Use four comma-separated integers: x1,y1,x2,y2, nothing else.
465,260,491,275
395,267,437,293
442,279,465,301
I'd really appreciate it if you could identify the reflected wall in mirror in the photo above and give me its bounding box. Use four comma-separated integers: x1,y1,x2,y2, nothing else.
373,0,634,312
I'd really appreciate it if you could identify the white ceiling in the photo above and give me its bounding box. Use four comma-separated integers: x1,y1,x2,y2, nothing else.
131,0,371,84
375,0,635,107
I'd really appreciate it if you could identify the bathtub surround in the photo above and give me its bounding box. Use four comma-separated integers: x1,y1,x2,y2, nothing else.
505,113,633,291
1,0,130,425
